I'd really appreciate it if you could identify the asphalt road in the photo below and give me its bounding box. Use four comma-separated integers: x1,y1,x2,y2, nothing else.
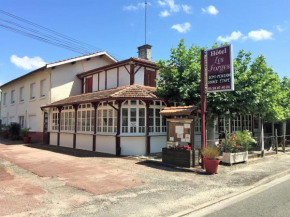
203,176,290,217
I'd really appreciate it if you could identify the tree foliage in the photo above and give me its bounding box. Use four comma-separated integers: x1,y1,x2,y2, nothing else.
156,39,289,122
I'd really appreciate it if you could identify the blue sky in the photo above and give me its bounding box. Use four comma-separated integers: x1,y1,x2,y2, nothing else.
0,0,289,85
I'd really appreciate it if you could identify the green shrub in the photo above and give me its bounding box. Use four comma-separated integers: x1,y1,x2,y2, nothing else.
20,128,30,137
9,123,21,140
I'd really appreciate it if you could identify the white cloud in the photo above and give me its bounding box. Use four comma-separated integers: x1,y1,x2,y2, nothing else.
202,5,218,15
217,31,244,42
171,22,191,33
10,55,46,70
274,25,286,32
158,0,180,12
248,29,273,41
182,5,192,14
123,2,151,11
159,10,170,17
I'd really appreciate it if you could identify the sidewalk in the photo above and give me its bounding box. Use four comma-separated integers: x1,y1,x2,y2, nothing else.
1,140,290,217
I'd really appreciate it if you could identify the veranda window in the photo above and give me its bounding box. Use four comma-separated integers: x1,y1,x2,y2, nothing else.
52,108,59,131
122,100,146,134
61,106,75,131
149,101,166,133
77,103,94,132
97,102,117,133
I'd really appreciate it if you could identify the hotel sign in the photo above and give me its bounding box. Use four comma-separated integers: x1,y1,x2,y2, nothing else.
206,45,234,92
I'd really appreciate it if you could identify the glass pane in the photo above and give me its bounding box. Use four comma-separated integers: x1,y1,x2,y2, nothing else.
155,101,160,106
139,118,145,126
130,108,136,122
139,108,145,117
131,100,137,105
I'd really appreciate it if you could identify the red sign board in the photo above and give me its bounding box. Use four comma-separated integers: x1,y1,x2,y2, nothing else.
206,45,234,92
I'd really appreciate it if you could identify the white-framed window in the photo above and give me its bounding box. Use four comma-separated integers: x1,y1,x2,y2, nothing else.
30,83,36,100
3,92,7,106
28,115,36,131
11,90,15,104
52,108,59,131
77,103,94,133
61,106,75,132
2,117,7,125
232,115,242,132
40,79,46,97
122,100,146,134
242,115,252,131
19,116,25,129
149,101,166,133
20,87,24,102
97,101,117,133
195,118,201,133
9,116,15,124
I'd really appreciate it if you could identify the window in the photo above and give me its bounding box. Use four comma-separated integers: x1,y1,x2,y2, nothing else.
52,108,59,131
20,87,24,102
28,115,36,131
11,90,15,104
97,102,117,133
77,103,94,132
232,115,242,132
2,117,7,125
9,116,15,124
242,115,252,131
40,80,46,97
61,106,75,131
195,118,201,133
3,92,7,106
144,70,157,87
122,100,146,134
149,101,166,133
30,83,36,100
19,116,25,129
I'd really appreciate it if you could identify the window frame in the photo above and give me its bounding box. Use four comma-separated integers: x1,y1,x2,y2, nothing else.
97,101,117,135
51,108,59,131
11,90,15,104
40,79,46,98
19,116,25,129
60,106,75,132
3,92,7,106
121,100,146,135
30,83,36,100
77,103,94,133
149,101,166,135
19,86,24,102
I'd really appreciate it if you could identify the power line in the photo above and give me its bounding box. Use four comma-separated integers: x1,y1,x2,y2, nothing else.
0,9,126,60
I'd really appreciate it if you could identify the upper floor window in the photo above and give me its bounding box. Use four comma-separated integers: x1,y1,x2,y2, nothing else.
84,76,93,93
77,103,94,132
3,92,7,106
149,101,166,133
97,101,117,133
40,79,46,97
30,83,36,100
20,87,24,102
122,100,146,134
11,90,15,104
144,69,156,87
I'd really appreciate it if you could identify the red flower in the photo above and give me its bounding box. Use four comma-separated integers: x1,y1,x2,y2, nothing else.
234,144,238,148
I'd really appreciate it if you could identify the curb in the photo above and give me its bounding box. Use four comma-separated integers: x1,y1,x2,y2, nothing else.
169,168,290,217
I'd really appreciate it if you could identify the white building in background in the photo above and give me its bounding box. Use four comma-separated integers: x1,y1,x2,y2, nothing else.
0,51,117,142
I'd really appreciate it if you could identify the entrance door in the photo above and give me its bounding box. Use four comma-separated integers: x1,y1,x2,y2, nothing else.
43,112,49,144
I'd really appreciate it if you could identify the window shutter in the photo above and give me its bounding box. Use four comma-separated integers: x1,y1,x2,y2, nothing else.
41,80,46,96
85,77,93,93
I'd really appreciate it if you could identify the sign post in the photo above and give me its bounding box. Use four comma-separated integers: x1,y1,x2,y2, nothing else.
200,45,234,168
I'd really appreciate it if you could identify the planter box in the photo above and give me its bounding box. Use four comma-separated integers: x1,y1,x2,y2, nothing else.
162,148,199,168
222,151,248,165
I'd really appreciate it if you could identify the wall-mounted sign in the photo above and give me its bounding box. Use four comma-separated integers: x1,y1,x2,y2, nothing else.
206,45,234,92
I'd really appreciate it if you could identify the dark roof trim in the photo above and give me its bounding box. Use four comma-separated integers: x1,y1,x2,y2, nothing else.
77,58,158,79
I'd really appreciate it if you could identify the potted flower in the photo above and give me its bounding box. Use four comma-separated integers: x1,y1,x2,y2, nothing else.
201,146,220,174
1,125,9,139
20,128,31,143
222,130,256,165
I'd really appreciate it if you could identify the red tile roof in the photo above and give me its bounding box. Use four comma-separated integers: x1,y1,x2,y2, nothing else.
160,106,200,116
41,84,159,108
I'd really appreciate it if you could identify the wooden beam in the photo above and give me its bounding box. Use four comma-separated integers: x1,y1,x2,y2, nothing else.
57,106,62,146
116,100,124,156
146,101,150,155
117,67,119,87
124,65,130,74
73,104,78,149
105,70,107,90
92,102,99,152
134,66,142,75
130,64,134,85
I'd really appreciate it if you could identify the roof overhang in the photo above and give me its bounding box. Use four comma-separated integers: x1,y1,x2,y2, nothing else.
160,106,200,116
47,51,117,68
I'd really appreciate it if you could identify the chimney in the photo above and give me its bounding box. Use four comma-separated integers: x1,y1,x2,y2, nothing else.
138,44,152,61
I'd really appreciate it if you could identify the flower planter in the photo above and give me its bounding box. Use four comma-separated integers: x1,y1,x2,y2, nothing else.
23,136,31,144
162,148,199,168
222,151,248,165
2,132,9,139
204,157,220,174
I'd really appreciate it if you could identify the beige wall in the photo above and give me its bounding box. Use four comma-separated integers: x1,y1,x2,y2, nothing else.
1,69,51,132
50,56,114,102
